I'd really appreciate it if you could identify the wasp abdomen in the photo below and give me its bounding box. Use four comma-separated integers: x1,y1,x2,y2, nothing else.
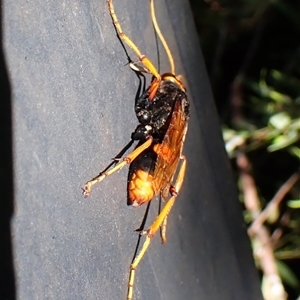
128,169,155,207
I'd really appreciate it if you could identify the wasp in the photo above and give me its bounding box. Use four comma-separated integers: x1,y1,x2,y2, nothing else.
82,0,189,299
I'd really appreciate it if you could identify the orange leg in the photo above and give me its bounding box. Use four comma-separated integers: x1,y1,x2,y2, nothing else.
107,0,161,99
107,0,160,80
82,137,153,197
127,155,186,300
160,215,168,244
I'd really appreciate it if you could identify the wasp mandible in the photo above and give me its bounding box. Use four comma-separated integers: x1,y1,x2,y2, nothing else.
83,0,189,299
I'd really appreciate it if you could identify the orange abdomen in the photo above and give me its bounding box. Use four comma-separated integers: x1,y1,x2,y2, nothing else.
128,169,155,207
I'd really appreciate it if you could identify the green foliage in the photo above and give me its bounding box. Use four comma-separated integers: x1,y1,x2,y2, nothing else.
222,68,300,300
190,0,300,298
276,259,299,289
223,70,300,158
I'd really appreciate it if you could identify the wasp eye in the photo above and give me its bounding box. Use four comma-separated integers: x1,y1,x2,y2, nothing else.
137,110,151,124
132,125,152,140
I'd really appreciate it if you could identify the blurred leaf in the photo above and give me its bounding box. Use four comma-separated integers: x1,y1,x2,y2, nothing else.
276,259,300,289
270,70,283,81
222,127,237,141
288,146,300,159
268,131,299,152
243,210,253,223
269,70,300,95
287,199,300,209
275,250,300,260
256,81,287,103
267,206,280,223
269,112,291,130
290,118,300,130
225,135,245,154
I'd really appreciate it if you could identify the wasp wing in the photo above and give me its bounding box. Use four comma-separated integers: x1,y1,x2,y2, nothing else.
152,96,189,199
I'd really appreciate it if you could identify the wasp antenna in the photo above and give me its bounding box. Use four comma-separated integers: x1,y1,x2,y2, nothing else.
150,0,175,75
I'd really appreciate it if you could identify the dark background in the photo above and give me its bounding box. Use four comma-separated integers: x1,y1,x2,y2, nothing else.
189,0,300,299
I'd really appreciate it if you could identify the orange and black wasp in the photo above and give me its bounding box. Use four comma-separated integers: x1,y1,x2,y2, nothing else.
82,0,189,299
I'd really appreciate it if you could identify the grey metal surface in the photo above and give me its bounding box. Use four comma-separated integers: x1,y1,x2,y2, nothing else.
3,0,262,299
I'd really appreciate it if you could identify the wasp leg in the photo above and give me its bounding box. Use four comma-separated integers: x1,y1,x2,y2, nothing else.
160,215,168,244
161,179,182,244
129,62,149,74
107,0,160,79
158,195,168,244
107,0,161,99
127,155,186,300
83,137,153,197
150,0,175,75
